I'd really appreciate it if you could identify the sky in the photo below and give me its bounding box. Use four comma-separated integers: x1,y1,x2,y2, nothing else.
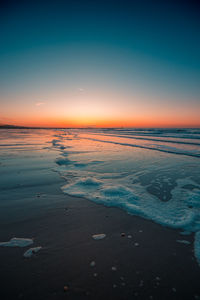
0,0,200,128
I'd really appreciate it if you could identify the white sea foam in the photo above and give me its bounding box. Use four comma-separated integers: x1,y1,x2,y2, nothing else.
55,129,200,265
23,246,42,258
0,237,33,247
62,177,102,197
62,177,199,230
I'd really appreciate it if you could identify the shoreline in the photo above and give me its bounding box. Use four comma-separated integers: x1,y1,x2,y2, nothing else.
0,128,200,299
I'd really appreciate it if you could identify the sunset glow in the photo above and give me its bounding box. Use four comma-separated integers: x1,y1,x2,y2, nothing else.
0,1,199,128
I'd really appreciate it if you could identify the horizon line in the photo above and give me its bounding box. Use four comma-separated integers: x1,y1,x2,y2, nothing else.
1,124,200,130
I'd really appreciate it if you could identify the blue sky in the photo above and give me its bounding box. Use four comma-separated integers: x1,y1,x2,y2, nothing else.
0,0,200,127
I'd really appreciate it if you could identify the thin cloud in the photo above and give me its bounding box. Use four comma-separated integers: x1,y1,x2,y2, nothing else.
35,102,45,106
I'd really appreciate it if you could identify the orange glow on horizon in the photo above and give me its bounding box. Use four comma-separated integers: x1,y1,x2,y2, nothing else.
4,114,200,128
1,89,200,128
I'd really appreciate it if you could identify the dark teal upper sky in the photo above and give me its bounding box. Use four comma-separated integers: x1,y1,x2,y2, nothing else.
0,0,200,127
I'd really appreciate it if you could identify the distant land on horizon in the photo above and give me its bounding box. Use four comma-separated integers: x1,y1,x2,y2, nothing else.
0,124,77,129
1,124,200,130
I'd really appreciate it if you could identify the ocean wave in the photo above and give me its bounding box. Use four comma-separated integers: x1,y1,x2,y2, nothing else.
81,136,200,158
52,129,200,265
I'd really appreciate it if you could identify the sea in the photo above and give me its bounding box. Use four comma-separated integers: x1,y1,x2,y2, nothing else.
0,128,200,264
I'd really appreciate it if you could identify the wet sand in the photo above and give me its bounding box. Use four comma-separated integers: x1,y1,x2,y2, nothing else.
0,128,200,299
0,190,200,300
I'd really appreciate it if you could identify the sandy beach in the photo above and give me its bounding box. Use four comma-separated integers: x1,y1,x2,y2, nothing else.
1,190,200,300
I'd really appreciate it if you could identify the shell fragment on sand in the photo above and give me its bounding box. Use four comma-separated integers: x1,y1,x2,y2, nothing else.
92,233,106,240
